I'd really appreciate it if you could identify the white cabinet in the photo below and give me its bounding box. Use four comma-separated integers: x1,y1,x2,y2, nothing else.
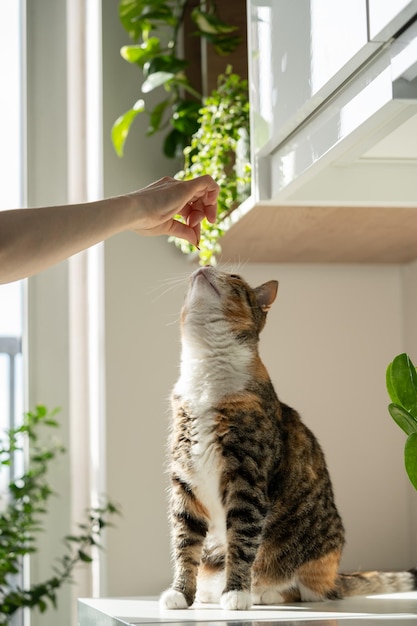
250,0,374,155
368,0,417,41
248,0,417,205
222,1,417,263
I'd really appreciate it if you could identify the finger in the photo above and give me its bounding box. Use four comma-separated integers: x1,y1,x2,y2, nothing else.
185,177,219,222
180,197,217,227
203,195,218,223
193,221,201,247
168,218,198,246
187,206,206,228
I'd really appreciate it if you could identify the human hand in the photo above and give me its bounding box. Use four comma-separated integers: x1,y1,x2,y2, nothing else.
128,175,219,246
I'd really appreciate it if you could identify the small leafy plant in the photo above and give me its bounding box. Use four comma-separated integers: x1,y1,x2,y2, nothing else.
172,67,251,265
386,352,417,490
112,0,241,158
0,405,119,623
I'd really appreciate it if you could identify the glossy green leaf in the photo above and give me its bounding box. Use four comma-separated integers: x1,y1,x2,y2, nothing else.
191,9,238,35
120,38,161,66
147,99,170,135
171,100,201,135
119,0,176,39
405,432,417,490
386,361,401,405
387,353,417,417
163,128,188,159
142,71,174,93
111,100,145,157
388,403,417,436
143,55,188,78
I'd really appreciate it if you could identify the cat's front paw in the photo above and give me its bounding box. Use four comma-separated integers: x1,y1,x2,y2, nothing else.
159,588,189,610
220,590,252,610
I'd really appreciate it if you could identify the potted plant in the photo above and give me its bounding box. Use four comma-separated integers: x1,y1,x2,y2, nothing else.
0,405,119,624
386,352,417,489
112,0,242,159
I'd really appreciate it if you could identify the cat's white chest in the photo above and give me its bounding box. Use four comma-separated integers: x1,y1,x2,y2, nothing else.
190,410,226,543
174,326,253,544
175,331,253,412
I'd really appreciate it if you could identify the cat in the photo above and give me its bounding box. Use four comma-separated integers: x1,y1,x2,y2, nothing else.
160,266,416,611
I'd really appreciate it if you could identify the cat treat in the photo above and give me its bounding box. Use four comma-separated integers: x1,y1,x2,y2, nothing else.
160,267,416,610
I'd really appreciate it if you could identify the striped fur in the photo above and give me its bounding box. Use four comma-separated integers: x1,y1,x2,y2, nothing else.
160,267,416,610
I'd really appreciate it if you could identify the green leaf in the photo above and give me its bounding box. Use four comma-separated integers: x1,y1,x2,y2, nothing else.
119,0,176,39
111,99,145,156
388,403,417,436
387,353,417,417
191,9,238,35
142,71,174,93
207,33,242,56
163,128,188,159
120,38,161,66
405,432,417,490
143,55,188,78
78,550,93,563
171,100,201,135
386,361,401,405
147,99,170,135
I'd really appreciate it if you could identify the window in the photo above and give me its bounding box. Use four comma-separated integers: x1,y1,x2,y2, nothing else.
0,3,25,625
0,1,25,444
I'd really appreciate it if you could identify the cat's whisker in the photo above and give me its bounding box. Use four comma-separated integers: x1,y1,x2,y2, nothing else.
165,315,181,327
149,272,189,303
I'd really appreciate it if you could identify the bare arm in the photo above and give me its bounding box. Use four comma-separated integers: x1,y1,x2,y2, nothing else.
0,175,219,284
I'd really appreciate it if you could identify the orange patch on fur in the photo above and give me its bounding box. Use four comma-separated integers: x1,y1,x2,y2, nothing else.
174,484,210,521
297,549,341,596
199,560,223,575
189,495,209,521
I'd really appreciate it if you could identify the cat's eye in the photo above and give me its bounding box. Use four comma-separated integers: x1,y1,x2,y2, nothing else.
230,274,242,280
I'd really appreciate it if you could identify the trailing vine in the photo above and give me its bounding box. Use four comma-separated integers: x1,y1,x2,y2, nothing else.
172,67,251,265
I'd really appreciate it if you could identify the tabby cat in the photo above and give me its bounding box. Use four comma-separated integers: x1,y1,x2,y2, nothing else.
160,266,416,611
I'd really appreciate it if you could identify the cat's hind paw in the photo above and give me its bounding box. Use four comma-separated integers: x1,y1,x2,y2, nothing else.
159,588,189,610
220,590,252,610
252,586,285,604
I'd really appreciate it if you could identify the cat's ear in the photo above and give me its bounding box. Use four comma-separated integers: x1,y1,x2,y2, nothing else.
255,280,278,313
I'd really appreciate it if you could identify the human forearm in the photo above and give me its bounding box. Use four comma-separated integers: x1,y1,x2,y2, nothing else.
0,175,219,284
0,196,134,284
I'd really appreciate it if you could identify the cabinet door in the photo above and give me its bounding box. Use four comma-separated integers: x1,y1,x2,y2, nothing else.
249,0,371,153
368,0,417,41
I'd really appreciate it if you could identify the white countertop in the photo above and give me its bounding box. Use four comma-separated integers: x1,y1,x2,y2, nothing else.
78,592,417,625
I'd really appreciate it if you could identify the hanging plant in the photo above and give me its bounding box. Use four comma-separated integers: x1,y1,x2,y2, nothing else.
171,67,251,265
112,0,241,159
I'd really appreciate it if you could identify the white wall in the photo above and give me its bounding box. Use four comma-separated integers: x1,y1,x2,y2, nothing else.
101,0,182,596
103,241,413,596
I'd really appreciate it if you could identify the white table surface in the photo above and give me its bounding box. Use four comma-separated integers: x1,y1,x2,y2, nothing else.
78,592,417,625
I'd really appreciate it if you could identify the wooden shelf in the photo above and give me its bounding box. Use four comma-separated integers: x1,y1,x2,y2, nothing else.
219,203,417,264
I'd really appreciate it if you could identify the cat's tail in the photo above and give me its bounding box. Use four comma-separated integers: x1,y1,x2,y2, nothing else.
336,568,417,597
